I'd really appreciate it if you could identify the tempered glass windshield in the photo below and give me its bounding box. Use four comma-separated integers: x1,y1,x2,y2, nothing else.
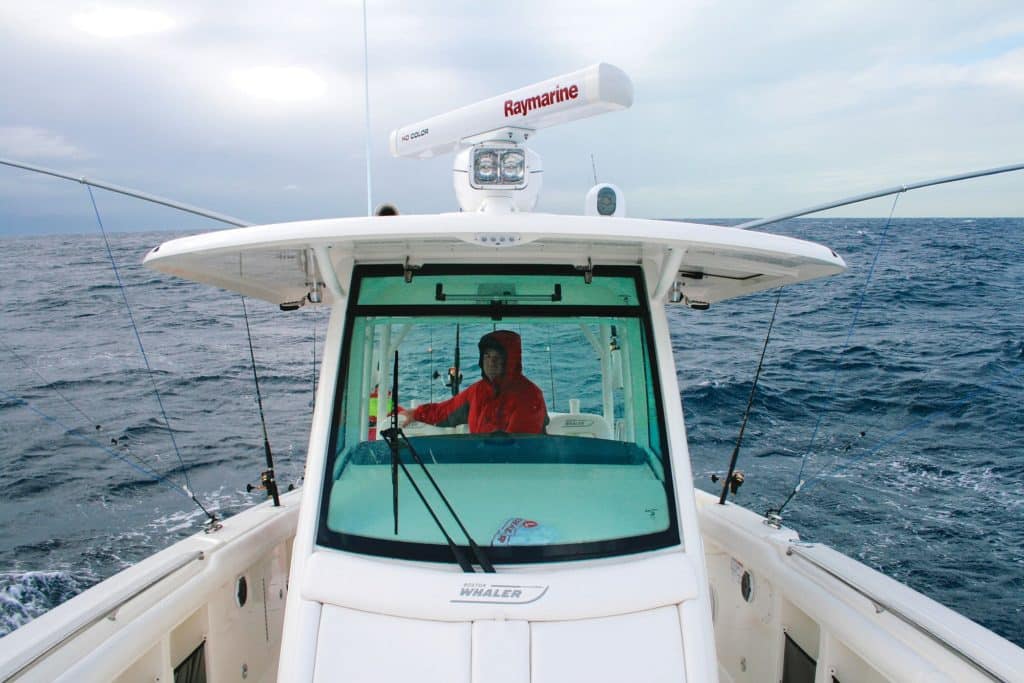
317,265,679,564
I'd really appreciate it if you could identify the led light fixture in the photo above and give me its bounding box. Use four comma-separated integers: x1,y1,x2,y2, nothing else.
500,150,526,183
474,149,499,183
472,147,527,186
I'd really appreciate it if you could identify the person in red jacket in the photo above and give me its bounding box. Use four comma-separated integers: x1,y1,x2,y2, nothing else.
400,330,547,434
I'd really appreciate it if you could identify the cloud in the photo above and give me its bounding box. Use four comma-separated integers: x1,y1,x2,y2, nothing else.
1,0,1021,231
0,126,86,160
230,66,328,103
974,47,1024,90
70,7,176,38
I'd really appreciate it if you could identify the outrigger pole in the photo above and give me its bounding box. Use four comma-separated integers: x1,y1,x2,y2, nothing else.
0,157,251,228
736,162,1024,231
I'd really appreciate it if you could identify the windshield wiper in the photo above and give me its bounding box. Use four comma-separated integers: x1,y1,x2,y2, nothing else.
382,350,494,573
393,428,495,573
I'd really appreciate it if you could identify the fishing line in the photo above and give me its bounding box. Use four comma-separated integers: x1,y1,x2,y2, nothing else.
0,335,101,430
87,188,218,523
0,387,194,501
4,158,260,522
776,194,901,515
87,187,192,487
793,364,1024,502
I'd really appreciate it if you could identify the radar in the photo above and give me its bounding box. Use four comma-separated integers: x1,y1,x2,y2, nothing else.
389,64,633,213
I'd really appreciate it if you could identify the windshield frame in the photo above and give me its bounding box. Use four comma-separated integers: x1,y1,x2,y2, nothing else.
316,263,680,564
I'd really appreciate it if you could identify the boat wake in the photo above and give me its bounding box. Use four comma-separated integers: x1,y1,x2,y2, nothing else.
0,570,97,638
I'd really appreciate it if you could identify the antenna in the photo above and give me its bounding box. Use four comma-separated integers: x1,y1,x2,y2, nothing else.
362,0,372,217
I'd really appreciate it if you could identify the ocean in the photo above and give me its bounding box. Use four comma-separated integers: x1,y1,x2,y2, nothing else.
1,218,1021,647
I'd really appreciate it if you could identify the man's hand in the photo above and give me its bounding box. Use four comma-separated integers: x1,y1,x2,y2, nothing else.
397,406,416,427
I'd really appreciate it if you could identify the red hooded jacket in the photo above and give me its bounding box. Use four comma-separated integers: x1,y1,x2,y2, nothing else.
411,330,547,434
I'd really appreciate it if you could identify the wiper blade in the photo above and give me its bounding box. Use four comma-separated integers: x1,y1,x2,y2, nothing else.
389,351,400,534
382,427,476,572
394,429,495,573
383,349,494,573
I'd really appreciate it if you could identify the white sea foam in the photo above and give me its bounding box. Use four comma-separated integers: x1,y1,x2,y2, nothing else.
0,570,95,638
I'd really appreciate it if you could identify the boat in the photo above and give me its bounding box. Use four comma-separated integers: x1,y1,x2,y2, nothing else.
1,63,1022,683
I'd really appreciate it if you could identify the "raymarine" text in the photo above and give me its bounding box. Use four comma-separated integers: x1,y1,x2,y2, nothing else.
504,84,579,118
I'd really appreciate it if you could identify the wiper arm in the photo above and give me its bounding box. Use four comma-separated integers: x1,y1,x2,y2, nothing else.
383,350,494,573
382,426,476,572
394,429,495,573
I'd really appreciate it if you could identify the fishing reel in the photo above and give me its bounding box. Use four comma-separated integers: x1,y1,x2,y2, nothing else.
246,469,287,500
711,470,745,496
435,366,463,391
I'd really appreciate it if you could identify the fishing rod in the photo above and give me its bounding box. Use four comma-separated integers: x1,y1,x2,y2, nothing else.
242,297,280,507
450,324,462,396
716,289,782,504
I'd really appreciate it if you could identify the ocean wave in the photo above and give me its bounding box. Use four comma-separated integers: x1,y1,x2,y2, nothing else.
0,570,98,638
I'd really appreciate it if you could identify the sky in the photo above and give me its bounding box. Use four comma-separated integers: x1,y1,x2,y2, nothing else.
0,1,1022,235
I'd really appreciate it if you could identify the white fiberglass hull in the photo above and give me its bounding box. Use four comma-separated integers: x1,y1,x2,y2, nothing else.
2,488,1021,682
0,491,299,683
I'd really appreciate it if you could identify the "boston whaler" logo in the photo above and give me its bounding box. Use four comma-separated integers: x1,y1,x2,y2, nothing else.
504,84,579,118
451,582,549,604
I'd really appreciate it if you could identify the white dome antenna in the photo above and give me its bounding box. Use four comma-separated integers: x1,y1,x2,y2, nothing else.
389,63,633,213
585,183,626,217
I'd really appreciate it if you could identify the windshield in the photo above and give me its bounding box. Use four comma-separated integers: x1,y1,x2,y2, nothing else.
317,265,679,564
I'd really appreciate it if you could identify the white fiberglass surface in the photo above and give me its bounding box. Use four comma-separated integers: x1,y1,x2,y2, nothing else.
318,267,680,563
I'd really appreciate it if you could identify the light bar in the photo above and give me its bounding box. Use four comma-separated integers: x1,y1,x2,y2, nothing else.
390,63,633,159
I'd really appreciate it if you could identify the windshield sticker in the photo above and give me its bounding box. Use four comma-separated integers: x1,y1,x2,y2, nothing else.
452,583,549,605
491,517,559,546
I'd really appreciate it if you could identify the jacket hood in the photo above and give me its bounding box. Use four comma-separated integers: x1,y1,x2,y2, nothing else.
478,330,523,379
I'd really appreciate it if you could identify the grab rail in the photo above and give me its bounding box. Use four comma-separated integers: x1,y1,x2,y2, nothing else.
1,550,205,682
786,544,1005,682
